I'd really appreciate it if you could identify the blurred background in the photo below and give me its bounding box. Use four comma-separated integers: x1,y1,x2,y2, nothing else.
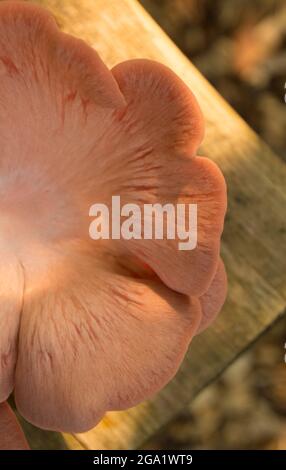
138,0,286,450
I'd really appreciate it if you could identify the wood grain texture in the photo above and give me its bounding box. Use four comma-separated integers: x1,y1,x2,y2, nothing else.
13,0,286,450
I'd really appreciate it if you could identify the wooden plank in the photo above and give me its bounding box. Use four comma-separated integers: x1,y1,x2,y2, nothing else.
17,0,286,449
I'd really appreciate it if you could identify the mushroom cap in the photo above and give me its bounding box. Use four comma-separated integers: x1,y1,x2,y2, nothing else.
0,402,28,450
0,1,227,432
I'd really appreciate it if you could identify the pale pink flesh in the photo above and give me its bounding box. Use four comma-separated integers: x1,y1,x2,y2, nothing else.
197,258,228,334
15,246,201,432
0,253,24,402
111,61,226,297
0,2,227,431
0,401,28,450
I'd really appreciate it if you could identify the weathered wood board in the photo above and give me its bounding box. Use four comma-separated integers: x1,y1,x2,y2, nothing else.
11,0,286,450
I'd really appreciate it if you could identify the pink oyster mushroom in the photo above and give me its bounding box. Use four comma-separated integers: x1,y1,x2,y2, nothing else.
0,1,227,433
0,402,28,450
